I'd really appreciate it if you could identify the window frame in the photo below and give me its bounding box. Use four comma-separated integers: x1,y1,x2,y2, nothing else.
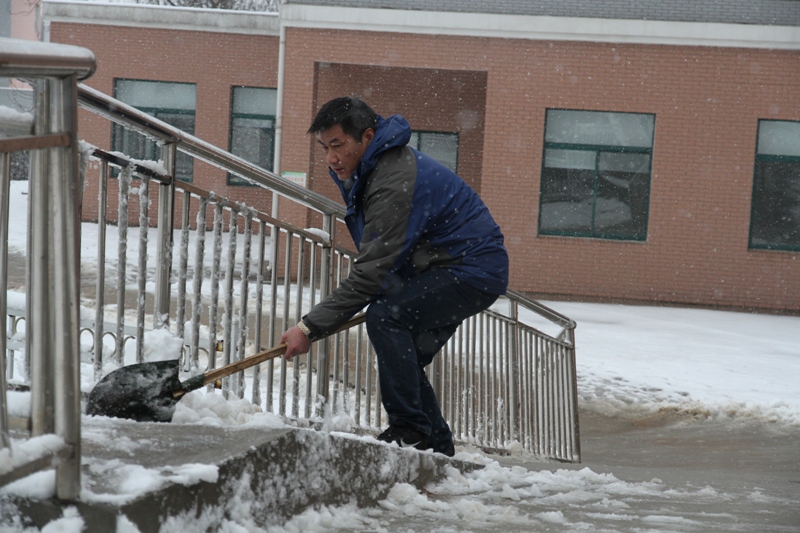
227,85,277,187
748,118,800,252
111,78,197,182
409,130,460,173
538,108,656,242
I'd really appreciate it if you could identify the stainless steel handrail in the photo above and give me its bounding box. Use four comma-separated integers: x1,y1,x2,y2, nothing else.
0,37,96,80
77,84,346,217
74,79,580,461
0,37,95,499
72,85,580,461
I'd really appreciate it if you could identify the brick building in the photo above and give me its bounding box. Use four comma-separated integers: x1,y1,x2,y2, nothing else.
40,0,800,312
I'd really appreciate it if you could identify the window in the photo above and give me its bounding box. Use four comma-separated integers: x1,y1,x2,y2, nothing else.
112,79,196,182
228,86,277,186
538,109,655,241
409,131,459,172
749,120,800,251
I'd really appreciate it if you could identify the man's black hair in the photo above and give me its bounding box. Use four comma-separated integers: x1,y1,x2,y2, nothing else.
308,96,378,142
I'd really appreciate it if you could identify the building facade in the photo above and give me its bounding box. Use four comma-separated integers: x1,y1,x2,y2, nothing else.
39,0,800,312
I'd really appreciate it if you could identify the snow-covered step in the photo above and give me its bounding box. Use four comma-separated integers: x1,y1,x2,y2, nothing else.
0,418,479,530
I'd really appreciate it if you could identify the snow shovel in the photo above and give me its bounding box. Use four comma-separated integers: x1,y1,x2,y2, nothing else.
85,313,366,423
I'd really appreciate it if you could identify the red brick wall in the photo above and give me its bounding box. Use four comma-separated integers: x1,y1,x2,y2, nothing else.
52,20,800,312
50,22,281,223
281,28,800,313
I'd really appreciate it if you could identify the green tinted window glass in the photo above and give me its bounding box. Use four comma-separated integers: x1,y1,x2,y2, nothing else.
228,86,277,186
410,131,458,173
749,120,800,250
545,109,654,148
539,109,654,241
112,79,196,182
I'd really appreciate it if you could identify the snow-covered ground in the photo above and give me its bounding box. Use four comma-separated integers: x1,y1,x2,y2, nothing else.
1,180,799,531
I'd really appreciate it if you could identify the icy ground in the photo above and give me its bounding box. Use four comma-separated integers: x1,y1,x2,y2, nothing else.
0,179,798,531
0,301,796,532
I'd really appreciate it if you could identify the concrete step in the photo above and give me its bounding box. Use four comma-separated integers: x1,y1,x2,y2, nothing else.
1,418,480,531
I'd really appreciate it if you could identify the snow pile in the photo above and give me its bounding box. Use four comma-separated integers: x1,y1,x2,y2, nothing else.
547,301,800,426
81,461,218,506
171,389,286,428
263,460,733,533
0,435,65,476
0,105,33,137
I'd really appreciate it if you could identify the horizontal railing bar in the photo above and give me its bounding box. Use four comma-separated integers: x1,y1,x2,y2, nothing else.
77,83,347,217
0,133,70,153
481,307,571,346
89,146,171,182
8,417,31,432
0,442,72,488
506,288,577,330
174,180,330,246
0,37,96,80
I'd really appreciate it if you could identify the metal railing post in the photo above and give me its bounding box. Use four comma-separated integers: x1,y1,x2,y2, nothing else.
155,142,176,329
28,79,54,436
0,152,11,450
0,36,95,495
50,74,81,500
93,160,108,379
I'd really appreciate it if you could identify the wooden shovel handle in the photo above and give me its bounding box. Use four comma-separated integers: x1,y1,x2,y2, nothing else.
191,313,366,392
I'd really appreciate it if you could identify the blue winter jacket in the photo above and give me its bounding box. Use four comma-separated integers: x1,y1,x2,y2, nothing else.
304,114,508,337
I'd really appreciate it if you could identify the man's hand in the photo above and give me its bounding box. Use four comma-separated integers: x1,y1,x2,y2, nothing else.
281,326,312,359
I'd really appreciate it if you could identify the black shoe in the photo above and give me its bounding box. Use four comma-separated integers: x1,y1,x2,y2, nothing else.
377,425,428,451
431,441,455,457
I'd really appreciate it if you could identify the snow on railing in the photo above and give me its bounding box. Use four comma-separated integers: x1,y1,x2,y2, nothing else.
3,72,580,472
76,83,579,462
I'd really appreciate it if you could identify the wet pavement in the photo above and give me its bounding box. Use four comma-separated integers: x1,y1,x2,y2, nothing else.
393,410,800,532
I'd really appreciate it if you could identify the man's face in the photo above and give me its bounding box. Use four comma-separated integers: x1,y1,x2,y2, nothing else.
316,124,374,181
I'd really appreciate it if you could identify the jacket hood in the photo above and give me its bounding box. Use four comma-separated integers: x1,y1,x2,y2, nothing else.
329,114,411,206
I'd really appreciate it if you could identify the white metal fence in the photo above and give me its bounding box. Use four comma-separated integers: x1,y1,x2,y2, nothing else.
1,40,579,500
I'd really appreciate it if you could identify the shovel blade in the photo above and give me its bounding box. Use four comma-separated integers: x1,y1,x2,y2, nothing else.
85,360,183,423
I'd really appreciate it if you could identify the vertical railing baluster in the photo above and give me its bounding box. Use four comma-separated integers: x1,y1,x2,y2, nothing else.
222,208,238,396
115,165,132,366
252,220,267,407
190,196,208,372
266,226,280,413
523,331,532,450
558,344,568,460
315,214,334,416
93,160,108,379
331,252,343,412
279,231,293,416
154,142,176,330
508,302,519,446
453,323,462,440
341,256,352,415
236,210,253,399
135,176,149,364
0,152,11,451
447,332,455,431
303,241,318,419
208,203,224,374
468,315,477,443
374,342,382,429
176,190,191,344
291,235,305,417
354,320,363,425
567,328,581,462
365,333,373,428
